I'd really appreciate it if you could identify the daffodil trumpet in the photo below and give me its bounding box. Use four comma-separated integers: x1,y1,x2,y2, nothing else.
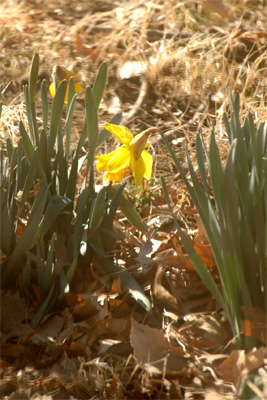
96,123,158,186
49,65,82,104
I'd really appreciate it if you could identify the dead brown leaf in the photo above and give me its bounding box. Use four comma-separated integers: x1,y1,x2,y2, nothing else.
193,242,216,268
130,318,169,364
0,291,33,341
30,315,64,344
201,0,235,21
241,307,267,345
218,347,267,390
179,313,230,351
130,318,191,374
152,266,181,313
74,34,101,61
72,295,101,320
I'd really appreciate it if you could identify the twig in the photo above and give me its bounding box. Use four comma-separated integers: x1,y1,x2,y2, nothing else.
121,77,148,126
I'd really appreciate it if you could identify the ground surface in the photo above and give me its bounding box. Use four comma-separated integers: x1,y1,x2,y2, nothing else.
1,0,267,399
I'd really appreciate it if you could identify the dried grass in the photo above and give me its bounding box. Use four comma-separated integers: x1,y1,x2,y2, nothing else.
0,103,28,146
1,1,266,135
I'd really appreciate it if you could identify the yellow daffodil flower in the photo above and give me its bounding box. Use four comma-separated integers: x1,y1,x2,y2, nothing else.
96,123,158,186
49,65,82,104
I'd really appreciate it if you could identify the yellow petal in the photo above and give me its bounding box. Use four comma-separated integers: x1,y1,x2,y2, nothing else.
96,148,119,172
107,145,131,173
141,149,153,180
130,149,145,186
104,123,133,144
74,81,83,93
130,148,153,186
64,88,69,104
104,169,126,182
96,155,110,172
49,82,55,97
131,127,158,160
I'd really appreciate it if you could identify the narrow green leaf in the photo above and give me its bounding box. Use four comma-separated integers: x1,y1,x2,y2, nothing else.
101,183,126,252
163,134,222,262
28,53,39,145
223,144,244,265
41,79,49,132
161,176,226,315
85,86,98,189
223,112,233,144
58,269,69,296
161,132,223,277
42,238,56,293
208,131,224,216
20,120,34,164
15,141,23,194
64,79,77,157
20,252,32,294
24,85,35,144
0,195,14,255
106,183,126,228
41,194,72,236
73,118,88,156
56,147,68,195
101,227,124,241
66,259,78,284
66,153,87,201
17,153,37,218
186,148,218,233
2,182,50,285
255,121,267,184
128,288,152,312
85,86,98,155
36,239,45,290
92,61,107,109
7,137,13,162
67,77,76,111
80,221,90,256
37,128,48,177
47,80,67,159
7,145,17,200
230,91,242,141
32,280,56,326
96,255,151,312
89,186,106,231
71,188,91,261
109,187,148,233
29,53,39,103
234,137,250,209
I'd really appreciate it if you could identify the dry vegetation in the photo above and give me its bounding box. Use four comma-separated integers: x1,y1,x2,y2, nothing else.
1,0,267,399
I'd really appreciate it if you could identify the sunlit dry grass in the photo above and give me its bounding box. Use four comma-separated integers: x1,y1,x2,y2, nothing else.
1,0,266,138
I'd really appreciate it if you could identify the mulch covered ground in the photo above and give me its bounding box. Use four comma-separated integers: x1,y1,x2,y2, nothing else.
1,0,267,398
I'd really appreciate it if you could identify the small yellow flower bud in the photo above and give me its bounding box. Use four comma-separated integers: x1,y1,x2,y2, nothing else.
49,65,82,104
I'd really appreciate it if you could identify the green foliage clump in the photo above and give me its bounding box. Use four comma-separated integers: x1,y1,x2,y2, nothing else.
0,53,151,324
162,91,267,349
